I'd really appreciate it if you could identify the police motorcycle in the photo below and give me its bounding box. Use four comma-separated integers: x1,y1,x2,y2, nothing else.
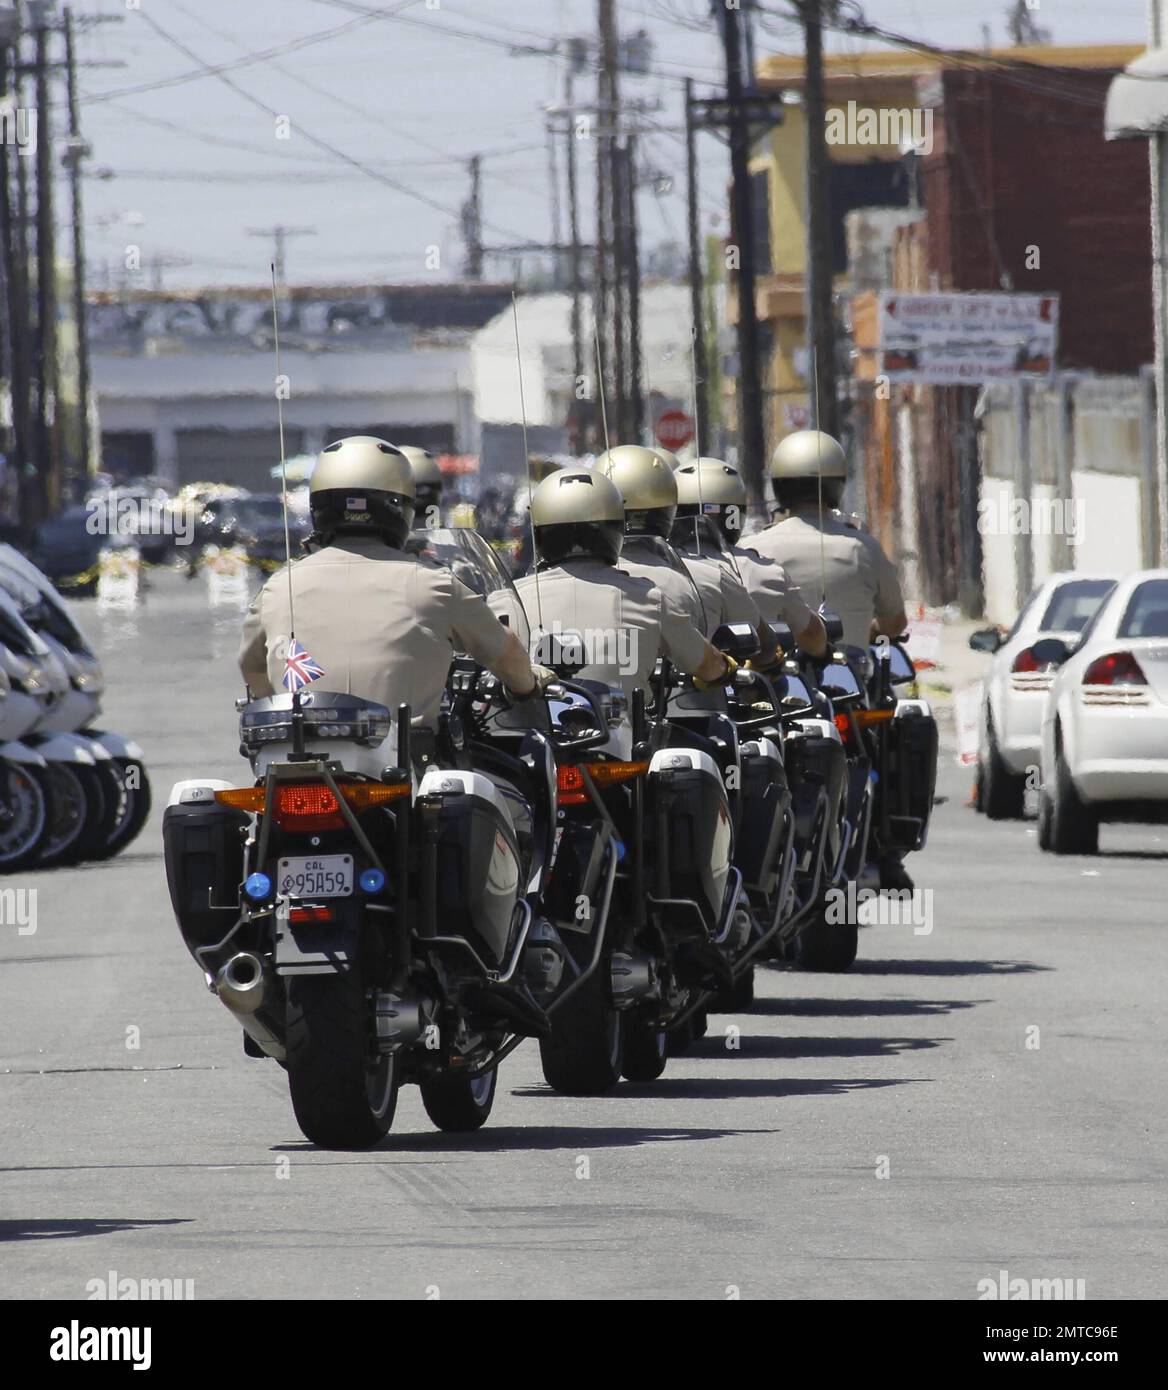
162,527,565,1147
0,661,49,871
666,513,848,984
0,586,122,868
0,545,151,859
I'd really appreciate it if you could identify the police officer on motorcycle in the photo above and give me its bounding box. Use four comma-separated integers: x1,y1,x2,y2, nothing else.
239,436,550,724
741,430,906,649
513,466,736,705
672,455,827,659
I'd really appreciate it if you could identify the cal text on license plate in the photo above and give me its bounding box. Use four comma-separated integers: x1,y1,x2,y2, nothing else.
277,854,353,898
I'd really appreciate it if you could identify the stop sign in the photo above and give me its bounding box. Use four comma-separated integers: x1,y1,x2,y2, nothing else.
655,409,694,452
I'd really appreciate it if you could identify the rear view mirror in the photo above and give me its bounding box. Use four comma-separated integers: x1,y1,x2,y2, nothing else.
710,622,760,660
969,627,1003,654
1030,636,1071,668
820,611,844,643
533,627,587,675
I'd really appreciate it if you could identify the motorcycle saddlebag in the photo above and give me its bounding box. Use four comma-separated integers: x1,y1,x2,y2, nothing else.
736,736,790,899
418,768,522,969
645,747,733,935
163,784,249,964
882,700,939,852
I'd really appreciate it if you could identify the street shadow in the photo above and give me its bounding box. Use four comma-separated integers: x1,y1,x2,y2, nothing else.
274,1124,774,1156
683,1034,947,1061
847,959,1050,977
1096,849,1168,861
745,996,983,1018
0,1217,192,1243
510,1076,911,1101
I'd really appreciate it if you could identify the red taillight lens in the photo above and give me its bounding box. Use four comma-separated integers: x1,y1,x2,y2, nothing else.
1083,652,1148,686
1012,646,1041,673
557,760,648,806
289,905,336,925
276,783,343,832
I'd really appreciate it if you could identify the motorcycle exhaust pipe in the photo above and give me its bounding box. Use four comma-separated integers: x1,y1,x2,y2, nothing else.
215,952,286,1061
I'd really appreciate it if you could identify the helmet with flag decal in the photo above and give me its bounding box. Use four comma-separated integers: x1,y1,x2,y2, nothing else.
309,436,415,547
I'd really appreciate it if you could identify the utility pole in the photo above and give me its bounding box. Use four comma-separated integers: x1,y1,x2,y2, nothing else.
625,132,644,442
800,0,840,441
246,225,316,284
0,16,31,514
62,6,90,502
31,0,57,522
719,0,767,500
611,135,628,441
685,78,708,456
564,68,587,453
461,155,483,279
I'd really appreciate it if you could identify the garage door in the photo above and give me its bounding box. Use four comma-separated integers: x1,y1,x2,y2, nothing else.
175,428,305,491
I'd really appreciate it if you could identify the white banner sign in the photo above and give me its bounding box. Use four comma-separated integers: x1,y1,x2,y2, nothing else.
878,291,1059,385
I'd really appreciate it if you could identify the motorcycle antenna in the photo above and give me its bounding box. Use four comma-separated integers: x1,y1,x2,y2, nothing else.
689,321,704,556
271,263,296,639
593,319,611,455
811,340,827,611
512,291,543,629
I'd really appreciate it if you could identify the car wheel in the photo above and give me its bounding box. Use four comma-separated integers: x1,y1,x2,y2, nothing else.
981,717,1026,820
1046,738,1098,855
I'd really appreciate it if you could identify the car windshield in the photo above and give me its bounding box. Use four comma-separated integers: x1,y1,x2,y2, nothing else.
1117,578,1168,639
1039,579,1116,634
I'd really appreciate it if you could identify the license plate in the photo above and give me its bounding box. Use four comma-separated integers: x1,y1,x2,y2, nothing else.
277,854,353,898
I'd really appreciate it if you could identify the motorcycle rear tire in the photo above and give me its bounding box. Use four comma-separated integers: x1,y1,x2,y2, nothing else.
539,966,623,1095
286,966,398,1148
420,1067,497,1132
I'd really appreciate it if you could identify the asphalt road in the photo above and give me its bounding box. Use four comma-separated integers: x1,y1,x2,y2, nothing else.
3,570,1166,1301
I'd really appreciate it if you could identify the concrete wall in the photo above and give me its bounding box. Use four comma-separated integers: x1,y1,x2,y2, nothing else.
977,373,1158,624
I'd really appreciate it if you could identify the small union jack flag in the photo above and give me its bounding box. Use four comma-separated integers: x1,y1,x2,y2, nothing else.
282,639,325,693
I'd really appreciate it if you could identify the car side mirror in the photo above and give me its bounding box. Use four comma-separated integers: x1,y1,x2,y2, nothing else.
1030,636,1071,668
710,621,760,660
969,627,1003,654
820,611,844,644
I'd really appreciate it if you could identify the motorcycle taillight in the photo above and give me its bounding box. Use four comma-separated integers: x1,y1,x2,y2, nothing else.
274,783,344,832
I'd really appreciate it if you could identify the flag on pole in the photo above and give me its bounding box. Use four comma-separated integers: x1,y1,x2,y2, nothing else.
283,639,324,692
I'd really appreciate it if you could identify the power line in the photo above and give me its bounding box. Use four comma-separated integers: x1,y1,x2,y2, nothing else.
126,7,531,244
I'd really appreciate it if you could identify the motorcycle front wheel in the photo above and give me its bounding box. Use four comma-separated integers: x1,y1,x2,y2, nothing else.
35,763,90,867
286,965,398,1148
0,761,49,872
90,758,153,860
420,1066,497,1132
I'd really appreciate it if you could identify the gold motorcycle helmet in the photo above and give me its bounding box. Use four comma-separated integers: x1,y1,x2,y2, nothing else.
309,436,415,547
673,456,748,544
595,443,678,538
768,429,848,512
530,466,625,567
395,444,443,516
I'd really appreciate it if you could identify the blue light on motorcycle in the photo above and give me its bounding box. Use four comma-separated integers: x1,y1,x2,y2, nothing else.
613,838,626,862
359,868,386,894
244,871,272,901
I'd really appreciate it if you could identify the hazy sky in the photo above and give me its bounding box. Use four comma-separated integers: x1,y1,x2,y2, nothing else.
62,0,1148,291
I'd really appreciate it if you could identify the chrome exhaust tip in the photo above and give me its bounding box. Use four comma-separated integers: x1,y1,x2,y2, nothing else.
216,951,266,1016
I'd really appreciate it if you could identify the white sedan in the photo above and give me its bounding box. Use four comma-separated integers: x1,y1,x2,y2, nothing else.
969,572,1117,818
1038,569,1168,853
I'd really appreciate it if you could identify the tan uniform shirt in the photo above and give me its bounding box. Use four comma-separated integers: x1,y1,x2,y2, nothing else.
239,536,510,728
514,556,707,704
617,535,707,633
730,545,817,637
740,510,904,649
680,551,763,638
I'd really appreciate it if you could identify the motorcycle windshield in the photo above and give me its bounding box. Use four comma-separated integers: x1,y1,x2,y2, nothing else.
409,526,531,650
